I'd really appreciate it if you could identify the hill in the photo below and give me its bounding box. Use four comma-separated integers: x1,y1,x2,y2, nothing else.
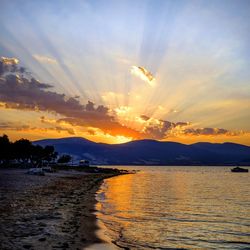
34,137,250,166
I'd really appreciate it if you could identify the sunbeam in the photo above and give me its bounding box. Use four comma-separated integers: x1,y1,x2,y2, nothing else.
0,0,249,145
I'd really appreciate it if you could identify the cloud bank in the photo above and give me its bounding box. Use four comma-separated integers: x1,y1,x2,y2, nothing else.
0,57,141,138
0,57,241,141
139,115,239,140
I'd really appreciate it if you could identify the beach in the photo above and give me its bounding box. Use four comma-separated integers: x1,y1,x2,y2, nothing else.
0,168,122,250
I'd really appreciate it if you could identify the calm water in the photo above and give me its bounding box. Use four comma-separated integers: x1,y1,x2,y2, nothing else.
96,166,250,249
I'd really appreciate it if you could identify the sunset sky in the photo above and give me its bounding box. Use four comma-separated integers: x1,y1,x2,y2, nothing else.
0,0,250,145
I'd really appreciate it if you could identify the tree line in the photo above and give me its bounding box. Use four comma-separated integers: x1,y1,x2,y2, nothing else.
0,134,72,166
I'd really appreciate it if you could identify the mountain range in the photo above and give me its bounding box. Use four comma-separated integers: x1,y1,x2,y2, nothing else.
34,137,250,166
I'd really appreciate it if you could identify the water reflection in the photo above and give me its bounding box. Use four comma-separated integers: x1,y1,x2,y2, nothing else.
96,166,250,249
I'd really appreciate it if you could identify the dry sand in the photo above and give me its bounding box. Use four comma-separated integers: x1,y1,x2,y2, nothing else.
0,168,119,250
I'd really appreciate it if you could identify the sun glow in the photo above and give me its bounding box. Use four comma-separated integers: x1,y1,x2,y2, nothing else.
0,0,249,145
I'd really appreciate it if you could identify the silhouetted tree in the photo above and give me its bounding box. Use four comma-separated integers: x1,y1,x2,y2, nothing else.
30,145,44,166
0,134,11,163
0,134,58,167
43,145,58,164
57,154,72,164
13,139,33,163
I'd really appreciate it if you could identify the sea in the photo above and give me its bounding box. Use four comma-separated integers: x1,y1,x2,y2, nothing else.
92,166,250,250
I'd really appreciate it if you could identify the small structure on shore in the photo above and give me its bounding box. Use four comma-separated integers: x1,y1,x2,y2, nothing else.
79,160,90,167
231,166,248,173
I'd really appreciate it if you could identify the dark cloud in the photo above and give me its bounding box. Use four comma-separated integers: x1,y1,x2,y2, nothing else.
183,127,231,136
0,71,109,120
0,58,142,138
143,119,233,139
140,115,150,121
144,120,188,139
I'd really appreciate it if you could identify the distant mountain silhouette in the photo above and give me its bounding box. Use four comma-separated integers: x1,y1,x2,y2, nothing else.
34,137,250,166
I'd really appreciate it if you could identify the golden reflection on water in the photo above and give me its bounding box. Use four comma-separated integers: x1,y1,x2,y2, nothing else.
103,170,192,218
96,167,250,249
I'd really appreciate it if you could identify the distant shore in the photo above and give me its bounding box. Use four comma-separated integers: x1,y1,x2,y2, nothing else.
0,168,127,250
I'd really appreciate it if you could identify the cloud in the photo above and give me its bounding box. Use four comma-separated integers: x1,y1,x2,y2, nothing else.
0,56,25,76
182,127,238,136
143,119,189,139
115,106,132,115
140,115,150,121
54,126,75,135
1,57,19,65
101,91,124,102
0,57,241,142
58,117,142,138
0,58,142,139
39,116,75,135
0,121,75,135
87,129,96,135
33,54,57,64
130,66,156,87
140,116,236,140
0,121,29,130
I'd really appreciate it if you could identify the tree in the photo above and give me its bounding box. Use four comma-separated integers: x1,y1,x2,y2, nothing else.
30,145,44,166
0,134,11,163
43,145,57,163
57,154,72,164
0,134,58,167
13,139,33,163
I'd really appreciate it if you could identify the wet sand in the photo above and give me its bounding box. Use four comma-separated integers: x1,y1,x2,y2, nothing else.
0,168,121,250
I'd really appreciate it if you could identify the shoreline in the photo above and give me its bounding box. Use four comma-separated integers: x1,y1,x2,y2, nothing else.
0,168,126,250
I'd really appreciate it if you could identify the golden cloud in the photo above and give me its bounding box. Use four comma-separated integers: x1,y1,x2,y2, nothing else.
130,66,156,87
1,57,19,65
115,106,132,115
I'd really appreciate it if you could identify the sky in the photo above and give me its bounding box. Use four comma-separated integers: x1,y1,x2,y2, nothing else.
0,0,250,145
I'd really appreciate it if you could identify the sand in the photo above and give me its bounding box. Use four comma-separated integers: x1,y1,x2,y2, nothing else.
0,168,121,250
